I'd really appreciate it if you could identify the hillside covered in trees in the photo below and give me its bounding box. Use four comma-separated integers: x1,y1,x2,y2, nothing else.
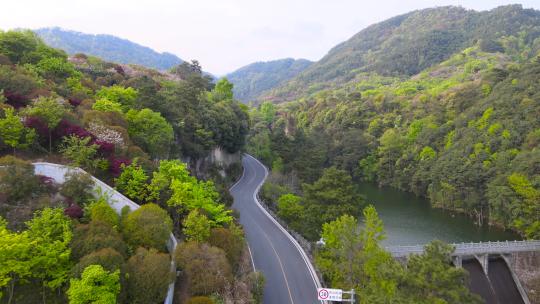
248,4,540,241
244,5,540,302
2,3,540,304
226,58,312,103
0,29,260,303
35,27,184,71
253,5,540,103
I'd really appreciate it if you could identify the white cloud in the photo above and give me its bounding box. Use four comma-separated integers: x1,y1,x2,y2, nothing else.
1,0,539,74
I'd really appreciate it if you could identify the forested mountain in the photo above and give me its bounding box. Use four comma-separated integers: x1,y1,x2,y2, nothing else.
247,6,540,301
260,4,540,102
0,30,258,303
226,58,312,103
2,3,540,303
249,4,540,242
35,27,183,71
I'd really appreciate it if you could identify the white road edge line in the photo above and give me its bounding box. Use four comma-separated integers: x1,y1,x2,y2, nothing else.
245,154,326,304
247,244,256,272
229,159,247,191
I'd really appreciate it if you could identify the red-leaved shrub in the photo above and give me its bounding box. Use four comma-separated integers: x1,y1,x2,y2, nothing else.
109,157,131,177
37,175,55,185
37,175,57,192
24,116,49,140
53,119,94,140
68,98,82,107
65,203,84,219
94,140,114,157
4,91,28,108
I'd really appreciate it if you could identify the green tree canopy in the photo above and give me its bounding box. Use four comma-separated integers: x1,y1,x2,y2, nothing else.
316,206,483,304
276,193,305,233
507,173,540,238
36,56,80,81
0,217,33,302
259,101,276,125
88,198,120,229
26,208,73,292
0,156,41,202
0,107,35,154
316,214,363,289
356,206,402,303
403,241,482,304
147,159,190,203
59,171,94,205
182,209,212,243
207,224,244,272
301,167,365,240
71,247,125,279
23,97,66,152
122,203,172,251
175,242,232,296
114,161,150,203
0,30,65,64
59,135,99,170
71,221,127,261
126,108,174,158
96,85,138,111
153,160,232,226
126,247,172,304
92,98,124,113
67,264,120,304
207,78,234,102
168,178,232,226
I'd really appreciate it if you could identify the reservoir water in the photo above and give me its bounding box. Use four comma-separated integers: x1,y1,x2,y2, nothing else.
357,183,521,246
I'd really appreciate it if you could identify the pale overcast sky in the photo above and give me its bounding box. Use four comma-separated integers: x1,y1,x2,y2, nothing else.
1,0,539,74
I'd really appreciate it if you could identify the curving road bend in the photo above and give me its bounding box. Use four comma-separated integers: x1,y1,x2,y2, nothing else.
231,155,322,304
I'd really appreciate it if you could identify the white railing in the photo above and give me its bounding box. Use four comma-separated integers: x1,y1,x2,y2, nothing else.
387,240,540,257
32,162,177,304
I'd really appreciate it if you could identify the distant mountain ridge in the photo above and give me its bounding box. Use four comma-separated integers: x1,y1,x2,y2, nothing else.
226,58,312,103
35,27,183,71
259,4,540,103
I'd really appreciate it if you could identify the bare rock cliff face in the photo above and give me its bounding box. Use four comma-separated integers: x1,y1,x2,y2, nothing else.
192,147,242,178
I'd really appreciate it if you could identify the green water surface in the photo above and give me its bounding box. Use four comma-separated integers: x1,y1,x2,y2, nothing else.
357,183,521,246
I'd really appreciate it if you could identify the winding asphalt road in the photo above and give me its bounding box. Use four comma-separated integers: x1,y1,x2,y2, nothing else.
231,155,322,304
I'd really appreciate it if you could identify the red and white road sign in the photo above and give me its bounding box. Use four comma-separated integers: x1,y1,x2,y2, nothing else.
317,288,343,301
